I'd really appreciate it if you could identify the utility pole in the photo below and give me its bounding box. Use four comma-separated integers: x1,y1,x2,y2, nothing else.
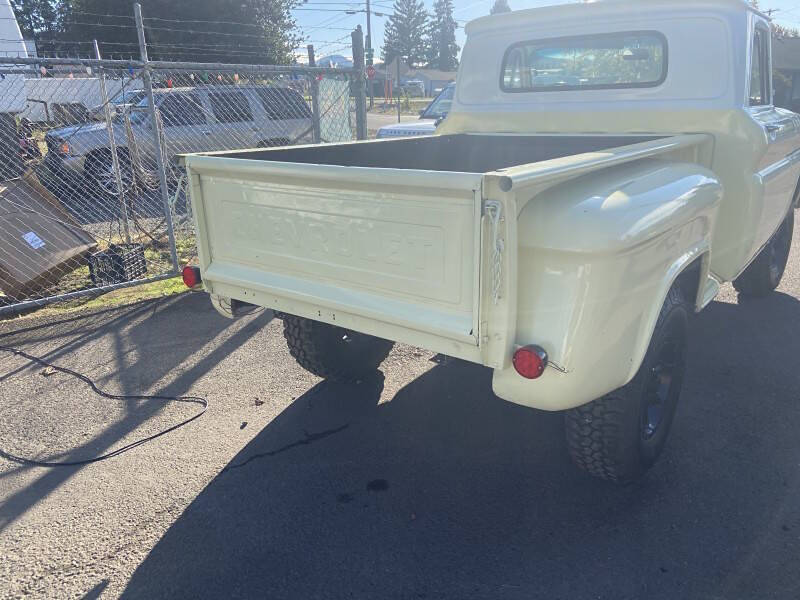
134,2,179,273
307,45,321,143
352,26,367,139
396,56,401,123
365,0,374,109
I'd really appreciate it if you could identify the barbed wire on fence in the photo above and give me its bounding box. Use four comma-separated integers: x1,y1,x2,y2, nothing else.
0,10,364,316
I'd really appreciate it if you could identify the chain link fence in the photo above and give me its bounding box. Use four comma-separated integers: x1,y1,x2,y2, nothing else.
0,26,365,316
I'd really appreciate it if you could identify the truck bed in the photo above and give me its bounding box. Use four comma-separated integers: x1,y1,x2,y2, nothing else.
198,133,663,173
185,133,701,368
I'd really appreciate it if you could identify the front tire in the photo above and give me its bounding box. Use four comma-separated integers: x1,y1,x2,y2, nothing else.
85,151,134,199
282,315,394,383
734,210,794,297
565,286,690,483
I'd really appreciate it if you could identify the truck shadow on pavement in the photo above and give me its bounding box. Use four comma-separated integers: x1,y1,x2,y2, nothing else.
0,294,271,533
122,292,800,600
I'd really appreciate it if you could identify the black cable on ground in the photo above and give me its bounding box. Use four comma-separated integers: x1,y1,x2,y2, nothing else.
0,345,208,468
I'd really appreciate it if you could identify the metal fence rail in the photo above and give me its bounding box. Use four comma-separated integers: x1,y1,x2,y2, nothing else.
0,4,366,316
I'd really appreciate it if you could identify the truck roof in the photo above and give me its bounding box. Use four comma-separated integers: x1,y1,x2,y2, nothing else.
465,0,766,36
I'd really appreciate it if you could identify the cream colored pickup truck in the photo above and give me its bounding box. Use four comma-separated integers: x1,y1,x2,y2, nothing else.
183,0,800,482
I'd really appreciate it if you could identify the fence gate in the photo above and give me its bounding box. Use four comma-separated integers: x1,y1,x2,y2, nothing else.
0,5,366,317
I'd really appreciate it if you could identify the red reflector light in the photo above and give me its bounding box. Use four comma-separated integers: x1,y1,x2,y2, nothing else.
182,265,201,289
513,345,548,379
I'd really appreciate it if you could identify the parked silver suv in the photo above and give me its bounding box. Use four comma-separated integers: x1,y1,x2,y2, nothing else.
44,84,313,197
88,88,147,121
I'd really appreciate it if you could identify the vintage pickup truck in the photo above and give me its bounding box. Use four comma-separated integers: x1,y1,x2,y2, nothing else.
182,0,800,482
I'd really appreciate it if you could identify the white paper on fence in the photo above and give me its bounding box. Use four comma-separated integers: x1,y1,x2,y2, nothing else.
319,78,352,143
22,231,45,249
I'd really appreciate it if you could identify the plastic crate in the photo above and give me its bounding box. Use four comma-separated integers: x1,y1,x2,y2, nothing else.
88,243,147,287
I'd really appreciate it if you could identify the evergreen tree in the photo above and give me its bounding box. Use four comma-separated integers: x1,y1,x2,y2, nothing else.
381,0,428,68
425,0,459,71
490,0,511,15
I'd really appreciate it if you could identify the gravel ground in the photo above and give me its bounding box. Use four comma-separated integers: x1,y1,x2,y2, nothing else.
1,234,800,599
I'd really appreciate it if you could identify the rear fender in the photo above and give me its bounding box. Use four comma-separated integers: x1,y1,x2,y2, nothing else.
491,159,722,411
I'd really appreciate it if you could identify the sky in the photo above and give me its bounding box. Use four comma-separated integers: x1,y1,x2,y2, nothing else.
292,0,800,62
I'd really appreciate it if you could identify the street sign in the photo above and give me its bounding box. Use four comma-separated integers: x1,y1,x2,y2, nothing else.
366,65,376,79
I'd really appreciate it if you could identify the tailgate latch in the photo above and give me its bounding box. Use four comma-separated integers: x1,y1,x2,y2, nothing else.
484,200,504,305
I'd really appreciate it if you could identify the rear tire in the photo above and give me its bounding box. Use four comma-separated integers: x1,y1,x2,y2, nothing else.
565,286,690,483
282,315,394,383
734,210,794,297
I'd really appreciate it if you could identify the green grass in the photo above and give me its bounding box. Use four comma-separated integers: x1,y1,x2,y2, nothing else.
1,276,188,323
33,276,188,318
1,234,198,322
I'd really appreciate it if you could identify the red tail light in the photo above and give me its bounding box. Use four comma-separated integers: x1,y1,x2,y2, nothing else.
182,265,201,289
513,345,548,379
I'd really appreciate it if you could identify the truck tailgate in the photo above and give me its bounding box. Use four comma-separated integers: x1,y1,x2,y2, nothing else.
186,156,485,354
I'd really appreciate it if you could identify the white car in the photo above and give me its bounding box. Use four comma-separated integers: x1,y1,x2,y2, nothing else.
43,84,312,197
376,83,454,139
88,89,148,121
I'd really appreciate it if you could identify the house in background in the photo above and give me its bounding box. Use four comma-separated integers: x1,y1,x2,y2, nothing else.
772,37,800,112
316,54,353,69
369,59,456,98
404,68,457,96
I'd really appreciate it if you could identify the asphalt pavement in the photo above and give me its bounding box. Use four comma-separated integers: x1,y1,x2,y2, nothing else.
1,236,800,599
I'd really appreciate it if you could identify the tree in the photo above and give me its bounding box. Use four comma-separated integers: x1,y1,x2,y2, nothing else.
11,0,66,42
12,0,301,64
747,0,800,108
490,0,510,15
382,0,428,68
749,0,799,37
425,0,459,71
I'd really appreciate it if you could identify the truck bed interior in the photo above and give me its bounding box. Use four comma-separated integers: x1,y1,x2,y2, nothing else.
206,134,663,174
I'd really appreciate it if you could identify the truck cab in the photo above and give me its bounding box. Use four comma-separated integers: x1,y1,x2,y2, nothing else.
441,0,800,285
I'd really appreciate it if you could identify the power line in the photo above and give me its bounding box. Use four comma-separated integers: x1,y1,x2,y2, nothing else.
142,25,270,39
143,16,270,29
67,10,134,20
54,21,135,29
302,11,357,33
302,26,358,31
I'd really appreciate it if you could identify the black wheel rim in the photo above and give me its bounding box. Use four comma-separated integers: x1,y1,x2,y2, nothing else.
641,334,685,441
93,159,132,196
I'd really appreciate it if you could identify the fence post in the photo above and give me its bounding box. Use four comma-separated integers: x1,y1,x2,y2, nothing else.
93,40,131,244
134,2,179,274
351,26,367,140
307,45,321,144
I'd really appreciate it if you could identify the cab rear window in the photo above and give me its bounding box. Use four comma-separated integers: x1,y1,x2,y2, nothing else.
501,31,667,93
